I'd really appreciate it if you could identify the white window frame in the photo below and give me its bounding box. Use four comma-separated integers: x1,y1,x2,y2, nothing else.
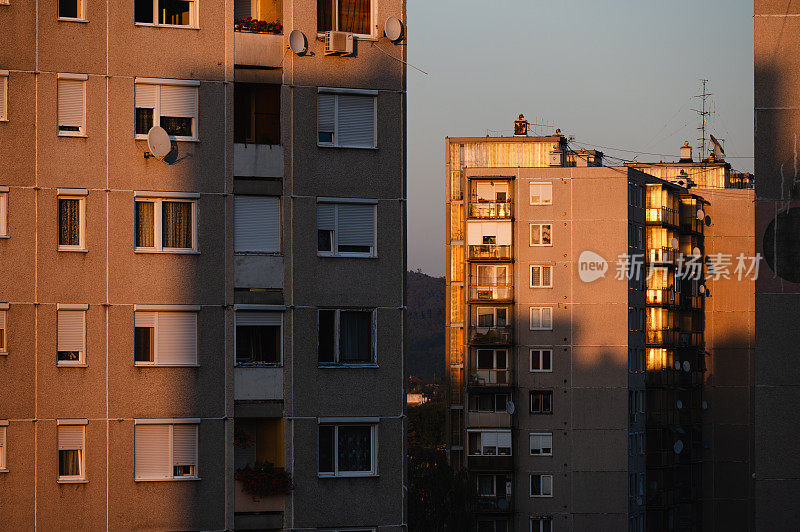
57,305,87,366
0,71,7,122
467,429,512,457
234,309,283,366
134,0,198,28
0,305,7,354
317,308,377,366
317,88,378,149
530,474,553,497
57,74,87,137
0,421,7,471
57,421,86,482
316,0,377,39
316,200,377,258
133,193,198,253
529,223,552,246
476,306,508,329
133,307,199,367
530,307,553,330
134,79,199,141
57,192,87,252
134,419,200,481
530,517,553,532
530,265,553,288
57,0,86,21
530,348,552,372
529,432,553,456
0,188,8,237
530,182,552,205
317,420,378,478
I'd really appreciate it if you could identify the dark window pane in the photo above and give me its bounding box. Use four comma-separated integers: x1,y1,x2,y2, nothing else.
236,325,280,364
338,245,370,253
318,131,334,144
233,84,252,143
134,201,155,248
542,350,551,369
337,425,371,471
468,432,480,454
339,311,371,362
159,0,191,25
173,465,194,477
318,310,336,362
495,350,507,369
338,0,370,34
58,351,81,361
58,125,80,132
318,425,334,473
162,201,192,249
317,0,333,31
58,450,81,476
477,349,493,369
135,0,154,23
59,0,79,19
135,107,154,135
134,327,154,362
160,116,192,137
58,199,80,246
253,84,281,144
494,394,508,412
318,230,333,252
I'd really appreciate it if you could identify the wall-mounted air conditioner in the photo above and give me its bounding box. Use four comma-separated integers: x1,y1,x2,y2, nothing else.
324,31,354,56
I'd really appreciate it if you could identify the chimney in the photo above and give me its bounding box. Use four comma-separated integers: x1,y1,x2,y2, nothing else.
514,114,528,136
679,141,693,162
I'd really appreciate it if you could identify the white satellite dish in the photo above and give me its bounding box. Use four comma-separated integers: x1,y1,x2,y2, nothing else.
683,361,691,372
692,247,702,258
288,30,307,54
674,440,684,454
676,400,683,409
699,284,706,294
670,237,679,250
505,401,516,415
146,126,171,159
696,209,705,220
674,361,681,370
384,16,404,42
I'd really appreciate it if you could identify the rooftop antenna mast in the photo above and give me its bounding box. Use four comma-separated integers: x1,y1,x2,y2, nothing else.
692,79,712,160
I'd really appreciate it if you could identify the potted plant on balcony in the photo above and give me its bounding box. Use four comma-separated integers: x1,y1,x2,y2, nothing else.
234,17,283,34
235,461,294,499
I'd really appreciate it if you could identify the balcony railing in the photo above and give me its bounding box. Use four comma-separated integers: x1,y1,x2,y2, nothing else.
469,284,514,302
646,289,676,305
467,411,512,427
648,247,677,264
468,369,511,386
646,207,678,226
234,30,284,68
647,329,677,346
469,202,513,219
474,496,513,513
468,245,513,261
469,326,512,345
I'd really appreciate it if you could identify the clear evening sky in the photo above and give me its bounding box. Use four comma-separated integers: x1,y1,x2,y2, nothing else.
406,0,754,276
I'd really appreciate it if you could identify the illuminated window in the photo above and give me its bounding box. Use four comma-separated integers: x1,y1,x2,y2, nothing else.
317,0,374,36
135,0,197,27
134,79,198,140
57,423,85,481
530,223,552,246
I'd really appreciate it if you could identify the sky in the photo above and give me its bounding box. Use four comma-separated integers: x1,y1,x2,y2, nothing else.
406,0,754,276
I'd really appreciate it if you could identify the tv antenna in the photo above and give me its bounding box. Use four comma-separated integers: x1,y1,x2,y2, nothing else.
692,79,712,160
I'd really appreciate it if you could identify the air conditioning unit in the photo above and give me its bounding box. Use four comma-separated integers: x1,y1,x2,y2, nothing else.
324,31,354,56
548,150,563,167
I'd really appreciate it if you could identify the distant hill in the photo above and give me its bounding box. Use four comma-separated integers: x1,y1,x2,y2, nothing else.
407,270,445,380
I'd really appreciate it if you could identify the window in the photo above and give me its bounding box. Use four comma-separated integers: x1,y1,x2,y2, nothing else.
135,0,197,27
0,308,6,354
530,223,552,246
467,430,512,456
477,520,509,532
134,311,198,366
529,433,553,456
234,196,280,253
0,423,6,471
0,188,8,236
530,474,553,497
233,83,280,145
530,391,553,414
134,421,198,480
530,307,553,330
134,196,197,252
318,422,377,477
530,183,552,205
57,308,86,365
477,307,508,328
317,201,377,257
317,89,377,148
531,517,553,532
530,265,552,288
0,71,7,121
57,74,86,136
134,79,198,140
477,473,511,499
530,348,552,372
468,393,510,413
58,0,85,20
57,423,85,481
236,311,281,365
318,309,375,364
57,194,86,250
317,0,374,36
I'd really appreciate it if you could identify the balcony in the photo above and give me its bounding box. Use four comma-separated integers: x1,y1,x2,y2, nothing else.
474,495,513,514
469,284,514,302
233,143,283,178
234,31,284,68
646,208,678,226
467,411,512,427
468,245,512,261
647,289,676,306
469,326,512,345
647,329,677,346
468,369,511,386
235,366,283,400
235,481,285,513
648,247,677,264
469,202,513,219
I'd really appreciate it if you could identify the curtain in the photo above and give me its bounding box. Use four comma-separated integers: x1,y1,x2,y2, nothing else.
59,450,81,476
339,0,369,34
162,201,192,248
339,311,371,362
59,199,80,246
317,0,333,31
337,425,370,471
135,201,155,247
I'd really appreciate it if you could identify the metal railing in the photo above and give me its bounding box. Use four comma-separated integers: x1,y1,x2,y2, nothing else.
646,207,678,226
468,369,511,386
469,326,513,345
468,245,513,261
469,284,514,301
469,201,513,219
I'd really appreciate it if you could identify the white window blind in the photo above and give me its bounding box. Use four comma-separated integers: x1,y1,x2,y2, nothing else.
135,425,171,480
172,425,197,466
317,94,335,138
134,311,157,329
0,426,5,469
530,433,553,455
0,192,7,236
317,203,335,231
57,425,84,450
57,310,85,352
0,310,6,352
134,83,158,109
234,0,251,19
337,95,375,148
466,221,512,246
160,85,196,118
0,74,7,121
234,196,280,253
530,183,552,205
156,313,197,365
530,307,553,330
57,79,85,131
236,311,281,327
337,204,375,248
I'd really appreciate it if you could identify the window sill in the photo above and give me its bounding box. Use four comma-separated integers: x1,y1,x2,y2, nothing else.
135,477,201,482
318,473,378,479
57,479,88,484
57,248,88,253
135,134,199,143
134,249,200,255
316,32,376,42
58,17,88,23
530,370,553,373
0,352,7,356
0,235,10,239
318,363,378,369
57,363,87,368
234,251,283,256
58,133,87,138
134,363,200,367
0,469,7,473
235,363,283,368
317,253,377,259
134,23,200,30
317,144,378,150
0,118,8,123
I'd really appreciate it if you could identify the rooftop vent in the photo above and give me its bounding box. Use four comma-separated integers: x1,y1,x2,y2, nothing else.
679,141,693,162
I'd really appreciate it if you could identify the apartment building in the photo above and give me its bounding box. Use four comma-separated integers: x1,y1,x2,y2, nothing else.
0,1,406,530
445,125,753,531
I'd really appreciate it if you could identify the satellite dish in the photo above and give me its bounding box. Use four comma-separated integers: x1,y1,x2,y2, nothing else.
289,29,308,54
674,440,684,454
384,16,404,42
670,237,679,250
704,215,712,226
683,361,691,372
702,400,708,409
699,284,706,294
146,126,171,159
696,209,705,220
505,401,516,415
692,247,702,258
674,361,681,370
676,400,683,409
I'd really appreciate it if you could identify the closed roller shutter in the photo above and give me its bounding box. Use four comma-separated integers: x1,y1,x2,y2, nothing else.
134,83,158,109
337,94,375,148
317,203,335,231
134,311,157,328
234,196,280,252
172,424,197,467
57,425,84,450
0,76,7,120
156,312,197,365
337,204,375,247
236,311,281,327
317,93,335,137
135,425,170,480
160,85,196,118
57,311,85,352
57,79,85,129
